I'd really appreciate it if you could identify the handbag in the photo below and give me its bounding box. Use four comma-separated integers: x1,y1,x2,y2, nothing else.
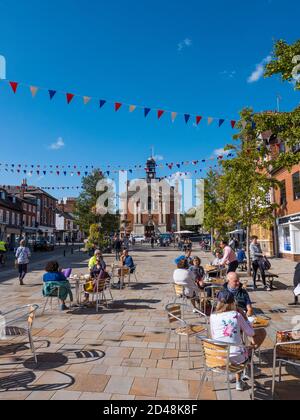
262,256,271,271
294,284,300,297
84,280,95,293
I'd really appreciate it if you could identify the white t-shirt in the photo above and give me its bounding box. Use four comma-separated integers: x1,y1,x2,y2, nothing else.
210,311,255,365
173,269,198,298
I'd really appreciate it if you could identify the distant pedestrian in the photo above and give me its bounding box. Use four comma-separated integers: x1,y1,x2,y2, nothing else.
250,236,269,291
15,240,31,286
219,240,238,273
114,237,122,261
151,236,155,249
289,263,300,306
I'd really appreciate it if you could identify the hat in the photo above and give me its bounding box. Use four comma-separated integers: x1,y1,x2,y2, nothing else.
174,256,186,265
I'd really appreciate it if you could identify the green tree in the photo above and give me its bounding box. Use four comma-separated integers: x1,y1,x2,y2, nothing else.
74,170,120,236
203,169,234,245
265,39,300,90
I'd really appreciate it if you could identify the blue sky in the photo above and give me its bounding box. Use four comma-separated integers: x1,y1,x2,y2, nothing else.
0,0,299,198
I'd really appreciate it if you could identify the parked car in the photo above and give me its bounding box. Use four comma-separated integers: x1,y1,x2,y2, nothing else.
130,235,146,244
33,239,55,252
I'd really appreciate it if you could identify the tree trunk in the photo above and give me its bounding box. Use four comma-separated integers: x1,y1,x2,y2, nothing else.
246,225,251,276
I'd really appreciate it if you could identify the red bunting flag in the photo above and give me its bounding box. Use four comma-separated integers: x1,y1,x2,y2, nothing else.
9,81,19,93
196,116,202,125
231,120,237,129
115,102,122,112
157,110,165,120
66,93,74,104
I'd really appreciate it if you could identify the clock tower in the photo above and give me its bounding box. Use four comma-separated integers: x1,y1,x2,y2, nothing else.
146,157,156,184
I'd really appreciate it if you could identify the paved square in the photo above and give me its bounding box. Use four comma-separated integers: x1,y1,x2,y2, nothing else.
0,246,299,400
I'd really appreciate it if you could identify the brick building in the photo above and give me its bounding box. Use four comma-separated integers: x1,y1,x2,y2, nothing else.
120,158,180,237
0,188,22,248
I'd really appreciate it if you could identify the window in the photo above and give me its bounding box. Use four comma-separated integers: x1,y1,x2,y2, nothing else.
292,172,300,200
11,212,15,225
0,209,3,222
280,181,287,205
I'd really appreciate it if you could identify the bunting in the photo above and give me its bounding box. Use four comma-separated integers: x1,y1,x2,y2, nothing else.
0,79,239,130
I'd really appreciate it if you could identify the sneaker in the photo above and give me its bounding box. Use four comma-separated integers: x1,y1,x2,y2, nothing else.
19,279,24,286
61,304,69,311
236,381,245,392
265,286,272,292
242,366,261,380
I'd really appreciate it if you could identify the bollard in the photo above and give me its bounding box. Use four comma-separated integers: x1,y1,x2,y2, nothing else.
64,250,66,257
71,247,74,255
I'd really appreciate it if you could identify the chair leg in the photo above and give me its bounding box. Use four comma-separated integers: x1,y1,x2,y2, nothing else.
28,330,37,364
162,330,171,360
187,334,191,370
272,352,277,399
42,298,48,316
197,368,208,400
226,370,232,401
250,355,255,401
279,361,283,382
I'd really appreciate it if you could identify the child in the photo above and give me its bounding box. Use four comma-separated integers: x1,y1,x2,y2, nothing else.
189,257,205,288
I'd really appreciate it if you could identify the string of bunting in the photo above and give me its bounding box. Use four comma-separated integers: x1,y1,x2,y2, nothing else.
0,79,239,129
0,153,234,177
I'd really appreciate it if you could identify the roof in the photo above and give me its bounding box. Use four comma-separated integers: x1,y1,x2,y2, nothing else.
1,185,57,201
56,209,76,221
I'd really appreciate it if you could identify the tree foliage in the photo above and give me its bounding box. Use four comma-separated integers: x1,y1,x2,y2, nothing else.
74,170,120,235
265,39,300,90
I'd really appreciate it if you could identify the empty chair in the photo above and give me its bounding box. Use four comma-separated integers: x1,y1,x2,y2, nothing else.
164,303,208,369
0,305,39,364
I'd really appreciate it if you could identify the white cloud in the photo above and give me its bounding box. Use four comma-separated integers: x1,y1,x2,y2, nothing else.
49,137,65,150
220,70,236,79
178,38,192,52
213,148,231,157
153,155,164,162
247,56,272,83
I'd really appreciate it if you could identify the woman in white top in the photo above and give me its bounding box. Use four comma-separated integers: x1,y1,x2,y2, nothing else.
15,239,31,285
173,258,199,307
210,291,255,392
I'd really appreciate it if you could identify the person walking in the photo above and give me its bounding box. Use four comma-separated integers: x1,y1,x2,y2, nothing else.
15,240,31,285
289,262,300,306
151,236,155,249
115,237,123,261
219,240,239,273
250,236,269,291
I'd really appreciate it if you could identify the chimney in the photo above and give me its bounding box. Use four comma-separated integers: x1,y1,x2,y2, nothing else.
20,179,28,199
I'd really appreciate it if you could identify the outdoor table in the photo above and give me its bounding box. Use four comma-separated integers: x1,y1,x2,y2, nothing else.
70,274,89,305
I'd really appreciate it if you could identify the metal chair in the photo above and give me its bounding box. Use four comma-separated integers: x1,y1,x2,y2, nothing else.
202,285,223,316
173,284,188,305
164,303,208,369
42,285,73,315
197,337,254,401
0,305,39,364
128,265,138,284
272,329,300,399
85,278,110,312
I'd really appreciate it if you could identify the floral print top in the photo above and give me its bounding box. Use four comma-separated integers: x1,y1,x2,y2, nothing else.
210,311,255,365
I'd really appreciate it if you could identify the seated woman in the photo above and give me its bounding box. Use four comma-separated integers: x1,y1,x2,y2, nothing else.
212,250,225,267
83,253,109,304
210,291,255,392
43,261,73,311
173,258,199,308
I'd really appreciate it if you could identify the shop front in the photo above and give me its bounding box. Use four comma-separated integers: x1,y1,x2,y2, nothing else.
278,213,300,261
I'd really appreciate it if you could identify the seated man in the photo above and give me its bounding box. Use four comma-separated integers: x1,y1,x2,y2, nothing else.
121,249,135,273
219,272,266,350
